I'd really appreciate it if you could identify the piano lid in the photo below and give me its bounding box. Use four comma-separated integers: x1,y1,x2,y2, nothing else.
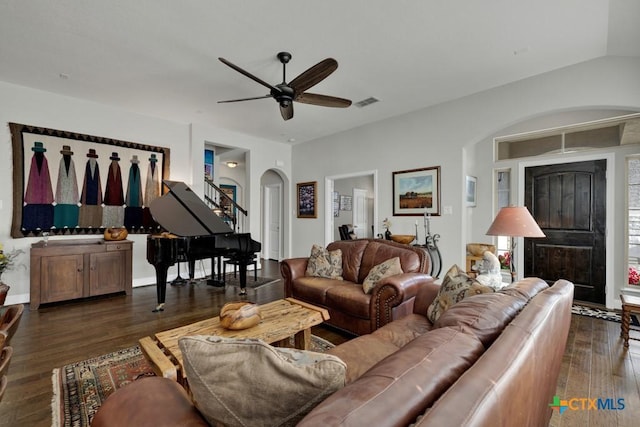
149,180,233,236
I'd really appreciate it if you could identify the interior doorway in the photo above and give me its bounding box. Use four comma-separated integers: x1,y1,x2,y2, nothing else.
325,170,378,246
261,170,285,261
524,159,607,305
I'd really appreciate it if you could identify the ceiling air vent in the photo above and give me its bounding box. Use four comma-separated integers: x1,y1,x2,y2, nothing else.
355,97,379,108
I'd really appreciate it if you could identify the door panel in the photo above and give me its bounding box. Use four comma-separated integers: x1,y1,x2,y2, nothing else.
353,188,368,239
266,184,282,261
525,159,606,304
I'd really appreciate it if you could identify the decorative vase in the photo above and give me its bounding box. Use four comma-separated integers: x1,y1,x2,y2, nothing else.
0,282,9,306
384,230,392,240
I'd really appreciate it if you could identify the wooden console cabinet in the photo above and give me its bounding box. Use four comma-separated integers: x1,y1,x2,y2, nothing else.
30,238,132,310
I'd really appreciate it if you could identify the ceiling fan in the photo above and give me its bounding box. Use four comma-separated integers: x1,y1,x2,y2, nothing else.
218,52,352,121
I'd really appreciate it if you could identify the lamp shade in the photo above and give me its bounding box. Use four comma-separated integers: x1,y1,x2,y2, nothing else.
486,206,545,238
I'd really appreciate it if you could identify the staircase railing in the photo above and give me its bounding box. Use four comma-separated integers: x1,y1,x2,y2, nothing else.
204,176,248,233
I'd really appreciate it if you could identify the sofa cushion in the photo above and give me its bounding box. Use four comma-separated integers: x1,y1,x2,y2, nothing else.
325,283,372,319
327,240,369,283
326,334,402,383
362,256,403,294
306,244,344,279
427,264,493,323
371,313,432,347
433,291,529,348
500,277,549,301
180,335,346,427
290,276,337,305
358,240,422,283
301,327,485,426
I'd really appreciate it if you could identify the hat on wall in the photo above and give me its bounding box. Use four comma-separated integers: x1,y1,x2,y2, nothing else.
86,148,99,158
60,145,74,155
32,141,47,153
149,153,158,163
130,155,139,164
109,152,120,161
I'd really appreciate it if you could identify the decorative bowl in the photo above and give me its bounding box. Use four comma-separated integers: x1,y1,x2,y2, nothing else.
104,227,128,241
467,243,494,257
390,234,415,245
219,301,262,330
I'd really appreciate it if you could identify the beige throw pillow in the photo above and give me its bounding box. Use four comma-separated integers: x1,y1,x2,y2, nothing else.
180,335,347,427
306,244,343,279
427,264,494,323
362,257,403,294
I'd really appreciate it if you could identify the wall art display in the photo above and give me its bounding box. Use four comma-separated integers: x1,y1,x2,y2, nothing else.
392,166,441,216
297,181,317,218
340,195,352,211
204,149,214,180
466,175,477,207
220,184,237,219
10,122,170,238
332,191,339,217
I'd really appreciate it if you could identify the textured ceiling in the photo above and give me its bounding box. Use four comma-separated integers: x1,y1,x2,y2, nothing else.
0,0,638,145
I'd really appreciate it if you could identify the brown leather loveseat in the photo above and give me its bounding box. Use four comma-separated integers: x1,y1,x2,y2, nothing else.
280,239,434,336
91,277,574,426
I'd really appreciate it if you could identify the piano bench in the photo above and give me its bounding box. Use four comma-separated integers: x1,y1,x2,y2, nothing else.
223,257,258,282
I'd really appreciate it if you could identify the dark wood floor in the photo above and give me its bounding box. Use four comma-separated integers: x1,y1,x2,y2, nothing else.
1,259,639,426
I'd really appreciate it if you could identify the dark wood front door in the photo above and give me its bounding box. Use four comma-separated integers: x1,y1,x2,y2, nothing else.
524,159,606,305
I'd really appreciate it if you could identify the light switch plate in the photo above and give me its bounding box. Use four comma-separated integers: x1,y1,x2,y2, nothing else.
443,205,453,215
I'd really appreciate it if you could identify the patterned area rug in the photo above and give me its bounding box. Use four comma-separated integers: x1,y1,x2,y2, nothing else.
51,335,333,427
572,304,640,326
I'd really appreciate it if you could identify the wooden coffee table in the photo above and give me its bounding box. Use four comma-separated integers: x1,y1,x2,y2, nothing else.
140,298,329,384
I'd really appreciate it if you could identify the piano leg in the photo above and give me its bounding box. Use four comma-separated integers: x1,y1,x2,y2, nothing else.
187,259,196,283
170,261,187,286
238,259,248,295
206,256,225,287
153,263,170,312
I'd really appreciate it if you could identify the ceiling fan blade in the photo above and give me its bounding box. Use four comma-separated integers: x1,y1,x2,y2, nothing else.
295,92,352,108
218,57,280,93
289,58,338,94
280,103,294,121
218,95,271,103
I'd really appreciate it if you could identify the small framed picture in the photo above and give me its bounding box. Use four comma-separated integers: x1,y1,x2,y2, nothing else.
297,181,317,218
466,176,477,207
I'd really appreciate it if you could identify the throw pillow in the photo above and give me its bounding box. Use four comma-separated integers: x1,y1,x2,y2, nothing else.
362,257,403,294
180,335,347,427
426,264,494,323
306,244,343,279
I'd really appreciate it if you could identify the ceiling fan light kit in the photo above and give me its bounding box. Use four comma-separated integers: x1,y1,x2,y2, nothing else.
218,51,351,121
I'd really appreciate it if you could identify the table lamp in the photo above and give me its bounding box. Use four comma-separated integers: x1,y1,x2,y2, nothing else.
486,206,545,282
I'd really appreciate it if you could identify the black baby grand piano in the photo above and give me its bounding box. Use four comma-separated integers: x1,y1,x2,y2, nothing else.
146,180,261,312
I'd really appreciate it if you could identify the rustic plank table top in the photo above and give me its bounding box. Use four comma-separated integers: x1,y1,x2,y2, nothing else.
141,298,329,382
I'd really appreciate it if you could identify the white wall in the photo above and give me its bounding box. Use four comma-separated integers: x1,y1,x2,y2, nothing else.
0,82,292,306
291,56,640,307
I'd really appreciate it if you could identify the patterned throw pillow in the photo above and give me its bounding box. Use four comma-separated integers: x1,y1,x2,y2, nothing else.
427,264,494,323
180,336,346,427
362,257,403,294
306,244,343,279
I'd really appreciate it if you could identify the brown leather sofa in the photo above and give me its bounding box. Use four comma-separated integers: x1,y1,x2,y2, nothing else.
280,239,433,336
91,277,573,427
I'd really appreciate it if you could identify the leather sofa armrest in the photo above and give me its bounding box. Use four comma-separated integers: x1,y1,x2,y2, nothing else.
280,257,309,297
370,273,435,328
412,281,441,314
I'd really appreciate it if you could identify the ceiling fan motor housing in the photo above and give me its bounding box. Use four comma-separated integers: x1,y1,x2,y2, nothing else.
272,84,294,107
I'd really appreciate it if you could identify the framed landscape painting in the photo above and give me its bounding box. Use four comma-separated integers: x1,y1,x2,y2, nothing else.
392,166,441,216
297,181,317,218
